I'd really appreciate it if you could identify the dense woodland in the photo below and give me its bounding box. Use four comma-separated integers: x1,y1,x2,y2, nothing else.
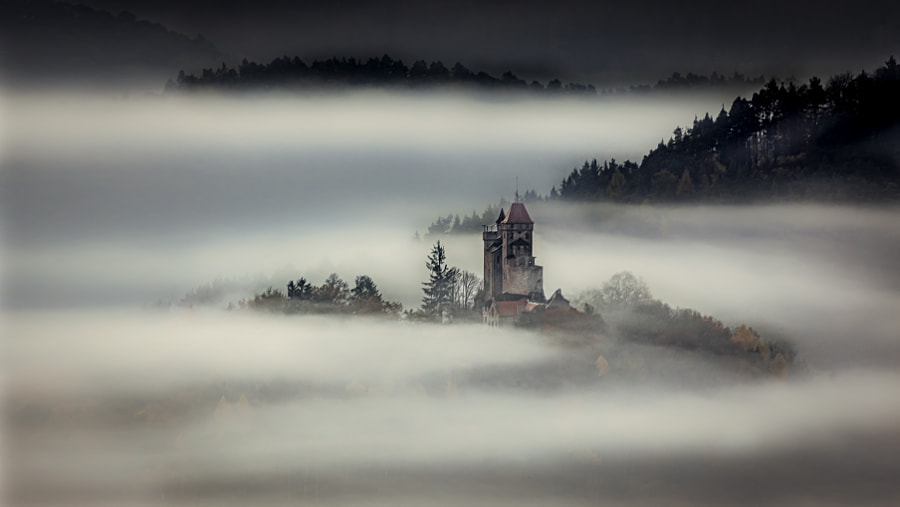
168,54,764,96
421,59,899,235
557,58,900,202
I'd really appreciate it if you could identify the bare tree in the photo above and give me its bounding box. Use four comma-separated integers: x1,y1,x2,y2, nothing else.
601,271,652,308
454,270,481,311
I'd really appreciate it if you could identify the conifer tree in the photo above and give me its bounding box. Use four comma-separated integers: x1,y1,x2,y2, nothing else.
421,241,458,317
351,275,380,300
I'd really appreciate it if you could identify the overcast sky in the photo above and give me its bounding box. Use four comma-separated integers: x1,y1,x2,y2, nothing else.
73,0,899,85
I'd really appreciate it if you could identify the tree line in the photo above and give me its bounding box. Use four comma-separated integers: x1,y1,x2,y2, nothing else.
176,257,796,376
236,273,403,316
168,54,600,95
167,54,771,96
423,59,898,235
577,271,796,377
231,242,482,321
423,192,547,238
556,57,900,203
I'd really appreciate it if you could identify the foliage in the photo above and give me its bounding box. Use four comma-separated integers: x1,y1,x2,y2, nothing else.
170,55,598,95
556,57,900,203
311,273,350,306
578,272,798,375
424,195,545,238
351,275,380,300
246,287,286,313
417,242,482,319
243,273,402,317
628,70,766,94
575,271,653,313
421,241,458,317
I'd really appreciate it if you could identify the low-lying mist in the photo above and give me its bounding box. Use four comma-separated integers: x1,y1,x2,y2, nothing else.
4,89,900,505
2,90,722,244
10,200,896,368
7,310,900,506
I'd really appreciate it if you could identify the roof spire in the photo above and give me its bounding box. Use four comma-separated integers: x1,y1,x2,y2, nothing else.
515,176,520,203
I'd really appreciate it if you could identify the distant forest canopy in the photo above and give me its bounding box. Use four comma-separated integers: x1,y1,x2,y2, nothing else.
423,192,549,237
422,58,900,232
555,57,900,203
166,54,765,95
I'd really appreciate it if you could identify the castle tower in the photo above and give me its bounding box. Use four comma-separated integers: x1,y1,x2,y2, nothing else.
483,202,544,303
482,209,505,300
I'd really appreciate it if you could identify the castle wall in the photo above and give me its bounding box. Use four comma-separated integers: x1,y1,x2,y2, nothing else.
504,265,544,301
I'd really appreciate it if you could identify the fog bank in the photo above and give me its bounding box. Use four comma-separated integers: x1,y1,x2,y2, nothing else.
7,311,900,506
4,89,900,506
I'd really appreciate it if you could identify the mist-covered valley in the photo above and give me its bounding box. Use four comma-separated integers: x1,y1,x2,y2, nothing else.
3,89,900,506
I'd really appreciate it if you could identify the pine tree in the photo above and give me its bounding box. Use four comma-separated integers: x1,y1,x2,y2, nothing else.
421,241,457,317
351,275,380,300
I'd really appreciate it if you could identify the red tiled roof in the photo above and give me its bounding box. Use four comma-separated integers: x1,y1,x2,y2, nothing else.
501,203,533,224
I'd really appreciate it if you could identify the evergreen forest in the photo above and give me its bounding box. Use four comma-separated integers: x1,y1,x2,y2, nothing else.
167,54,764,96
556,58,900,203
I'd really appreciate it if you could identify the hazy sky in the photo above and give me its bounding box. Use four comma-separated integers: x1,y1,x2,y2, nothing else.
72,0,900,85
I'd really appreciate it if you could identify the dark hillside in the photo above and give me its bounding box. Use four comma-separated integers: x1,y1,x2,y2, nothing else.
0,0,223,88
557,58,900,203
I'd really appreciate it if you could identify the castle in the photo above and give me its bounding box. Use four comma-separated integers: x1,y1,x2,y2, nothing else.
482,202,569,326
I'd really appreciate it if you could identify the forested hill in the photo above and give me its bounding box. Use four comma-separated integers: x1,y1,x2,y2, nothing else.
556,58,900,203
166,55,763,96
0,0,223,87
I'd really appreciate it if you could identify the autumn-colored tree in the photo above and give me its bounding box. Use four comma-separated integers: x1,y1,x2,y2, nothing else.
676,168,695,198
312,273,350,306
730,324,761,351
607,170,627,199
